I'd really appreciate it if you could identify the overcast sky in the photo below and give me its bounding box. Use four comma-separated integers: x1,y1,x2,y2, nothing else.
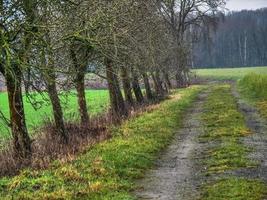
226,0,267,11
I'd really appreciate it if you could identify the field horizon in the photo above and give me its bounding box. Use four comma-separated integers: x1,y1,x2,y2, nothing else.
194,66,267,80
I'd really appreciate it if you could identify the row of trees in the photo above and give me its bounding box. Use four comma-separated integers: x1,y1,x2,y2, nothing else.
0,0,225,160
193,8,267,68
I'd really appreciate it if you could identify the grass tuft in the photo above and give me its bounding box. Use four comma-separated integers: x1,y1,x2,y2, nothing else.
202,177,267,200
239,73,267,100
239,73,267,119
257,101,267,118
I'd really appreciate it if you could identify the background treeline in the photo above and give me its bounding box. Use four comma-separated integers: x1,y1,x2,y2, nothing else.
193,8,267,68
0,0,224,166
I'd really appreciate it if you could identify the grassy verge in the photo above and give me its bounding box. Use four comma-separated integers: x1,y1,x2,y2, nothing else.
0,86,202,199
239,73,267,119
200,85,266,200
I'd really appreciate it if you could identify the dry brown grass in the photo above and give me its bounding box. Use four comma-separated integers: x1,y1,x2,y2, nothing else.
257,100,267,119
0,115,111,177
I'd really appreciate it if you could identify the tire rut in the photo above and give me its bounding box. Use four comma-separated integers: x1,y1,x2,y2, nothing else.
232,86,267,182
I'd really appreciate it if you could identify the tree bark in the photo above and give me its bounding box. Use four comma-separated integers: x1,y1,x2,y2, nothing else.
46,69,68,142
152,70,164,97
156,70,164,93
76,74,89,125
131,67,144,103
105,59,127,118
120,66,134,107
70,48,89,125
5,67,31,159
163,70,172,90
152,73,160,95
176,70,186,88
142,72,154,100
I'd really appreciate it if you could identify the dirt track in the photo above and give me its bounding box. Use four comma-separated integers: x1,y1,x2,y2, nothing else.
134,91,208,200
134,84,267,200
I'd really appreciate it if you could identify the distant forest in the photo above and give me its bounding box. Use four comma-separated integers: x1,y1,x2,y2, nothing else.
193,8,267,68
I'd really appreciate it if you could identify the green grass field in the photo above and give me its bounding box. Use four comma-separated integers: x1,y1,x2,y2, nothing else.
0,90,109,140
194,66,267,80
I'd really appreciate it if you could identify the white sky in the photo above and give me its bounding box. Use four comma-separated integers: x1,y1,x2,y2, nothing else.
226,0,267,11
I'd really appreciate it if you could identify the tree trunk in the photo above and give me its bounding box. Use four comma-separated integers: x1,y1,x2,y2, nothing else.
105,59,127,118
176,70,187,88
70,48,89,125
142,72,154,100
156,70,164,93
152,73,160,95
46,70,68,142
131,67,144,103
5,67,31,159
76,75,89,125
163,70,172,90
120,66,134,107
152,71,164,97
